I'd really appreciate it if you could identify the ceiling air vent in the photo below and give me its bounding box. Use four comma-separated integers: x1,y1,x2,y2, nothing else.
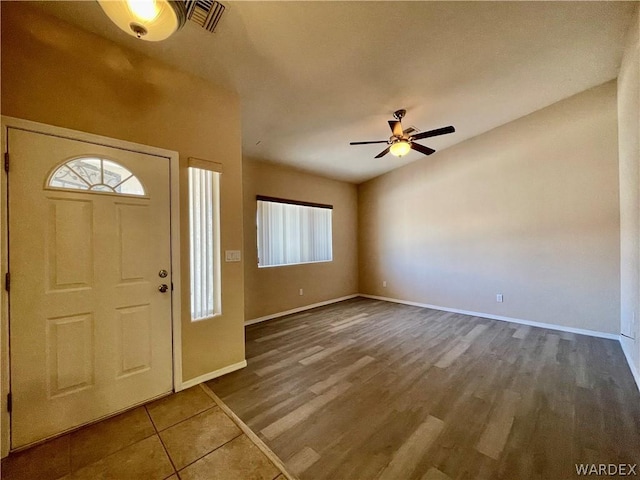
185,0,226,33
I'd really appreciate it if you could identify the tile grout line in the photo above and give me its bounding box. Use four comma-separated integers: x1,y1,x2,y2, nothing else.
173,431,244,473
144,406,179,476
56,410,166,478
68,430,159,475
198,383,299,480
148,393,256,475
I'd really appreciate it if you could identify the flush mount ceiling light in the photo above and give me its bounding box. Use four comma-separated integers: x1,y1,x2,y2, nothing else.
98,0,187,41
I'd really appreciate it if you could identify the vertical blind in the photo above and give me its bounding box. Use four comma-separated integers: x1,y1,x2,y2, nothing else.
189,167,220,320
257,198,333,267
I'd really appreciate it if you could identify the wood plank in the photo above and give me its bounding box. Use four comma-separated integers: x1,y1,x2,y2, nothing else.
255,323,310,343
377,415,445,480
435,341,470,369
420,467,453,480
330,313,369,327
512,325,530,339
328,316,370,333
475,389,521,460
261,382,352,441
308,356,375,394
299,339,355,366
288,447,321,475
254,346,324,377
206,297,640,480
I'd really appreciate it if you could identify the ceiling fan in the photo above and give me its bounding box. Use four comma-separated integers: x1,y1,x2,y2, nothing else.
350,109,455,158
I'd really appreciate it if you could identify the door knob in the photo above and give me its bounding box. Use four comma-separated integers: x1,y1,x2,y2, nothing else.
158,284,169,293
159,269,168,278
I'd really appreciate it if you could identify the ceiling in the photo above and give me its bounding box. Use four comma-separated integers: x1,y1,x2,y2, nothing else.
32,1,636,183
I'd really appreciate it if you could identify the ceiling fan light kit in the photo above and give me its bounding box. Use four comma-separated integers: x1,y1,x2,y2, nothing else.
350,109,455,159
390,140,411,157
97,0,187,41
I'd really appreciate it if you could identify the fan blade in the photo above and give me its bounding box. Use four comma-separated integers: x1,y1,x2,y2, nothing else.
411,125,455,141
388,120,403,137
350,140,389,145
375,146,391,158
411,142,435,156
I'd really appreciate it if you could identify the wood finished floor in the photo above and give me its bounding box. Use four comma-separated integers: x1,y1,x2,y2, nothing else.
207,298,640,480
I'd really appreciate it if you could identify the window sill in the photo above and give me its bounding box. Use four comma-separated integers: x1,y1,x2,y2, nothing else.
258,259,333,269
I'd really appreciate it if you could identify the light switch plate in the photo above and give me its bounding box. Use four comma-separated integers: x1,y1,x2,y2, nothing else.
225,250,241,262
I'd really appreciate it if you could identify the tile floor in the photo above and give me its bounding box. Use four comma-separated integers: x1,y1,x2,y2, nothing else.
1,385,291,480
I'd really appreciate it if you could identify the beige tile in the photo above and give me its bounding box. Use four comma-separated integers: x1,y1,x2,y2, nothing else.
70,406,155,470
159,406,241,470
64,435,174,480
1,434,70,480
146,386,214,431
165,476,179,480
179,435,280,480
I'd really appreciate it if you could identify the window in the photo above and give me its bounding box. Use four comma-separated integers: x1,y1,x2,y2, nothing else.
48,157,145,196
189,164,221,320
257,196,333,268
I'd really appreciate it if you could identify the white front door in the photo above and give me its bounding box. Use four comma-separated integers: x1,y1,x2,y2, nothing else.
8,127,173,449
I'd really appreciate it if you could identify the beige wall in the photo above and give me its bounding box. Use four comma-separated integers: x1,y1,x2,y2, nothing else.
359,81,620,334
1,3,245,382
243,159,358,320
619,6,640,377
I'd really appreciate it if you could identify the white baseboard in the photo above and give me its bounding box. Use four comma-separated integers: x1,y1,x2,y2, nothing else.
359,294,619,340
179,360,247,390
245,294,359,326
619,337,640,393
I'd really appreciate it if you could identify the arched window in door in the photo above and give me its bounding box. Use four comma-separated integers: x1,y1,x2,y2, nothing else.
47,157,146,196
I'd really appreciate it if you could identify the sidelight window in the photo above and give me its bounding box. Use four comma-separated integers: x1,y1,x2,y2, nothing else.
189,165,221,320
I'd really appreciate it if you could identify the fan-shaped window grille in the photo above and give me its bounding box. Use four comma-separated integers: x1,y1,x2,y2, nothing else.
48,157,145,196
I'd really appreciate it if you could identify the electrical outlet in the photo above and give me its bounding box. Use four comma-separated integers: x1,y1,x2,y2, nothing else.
382,281,387,288
299,288,304,296
496,294,504,303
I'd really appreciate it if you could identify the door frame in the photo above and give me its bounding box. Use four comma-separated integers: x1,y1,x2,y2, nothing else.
0,116,183,457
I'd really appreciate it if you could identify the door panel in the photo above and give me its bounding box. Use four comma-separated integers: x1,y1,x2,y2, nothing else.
116,203,151,281
47,313,94,397
116,304,152,378
47,198,94,289
8,128,173,448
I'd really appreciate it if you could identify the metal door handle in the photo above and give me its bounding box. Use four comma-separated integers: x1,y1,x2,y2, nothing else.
158,284,169,293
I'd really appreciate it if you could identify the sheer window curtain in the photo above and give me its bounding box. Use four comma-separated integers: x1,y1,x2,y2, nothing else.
257,199,332,267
